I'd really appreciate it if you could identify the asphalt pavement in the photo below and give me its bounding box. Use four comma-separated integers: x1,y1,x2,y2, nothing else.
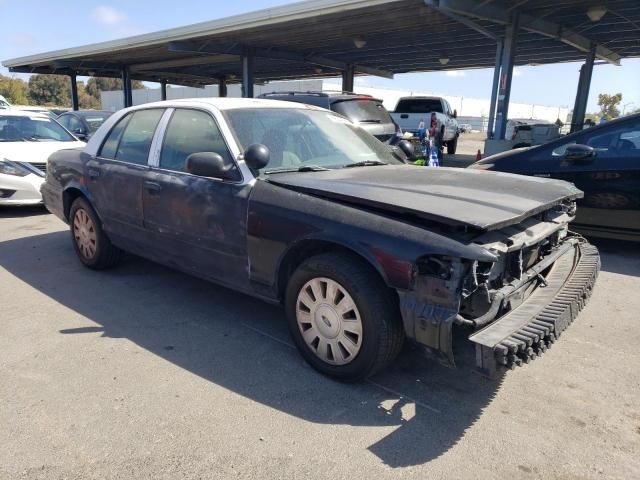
1,208,639,480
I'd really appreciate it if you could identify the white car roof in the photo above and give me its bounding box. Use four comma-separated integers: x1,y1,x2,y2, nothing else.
0,109,50,118
127,97,325,112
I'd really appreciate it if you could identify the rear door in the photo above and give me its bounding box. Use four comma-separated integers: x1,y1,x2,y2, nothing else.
141,107,251,288
86,108,164,244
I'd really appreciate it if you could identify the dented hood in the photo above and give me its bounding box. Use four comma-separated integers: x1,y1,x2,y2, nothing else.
266,166,582,231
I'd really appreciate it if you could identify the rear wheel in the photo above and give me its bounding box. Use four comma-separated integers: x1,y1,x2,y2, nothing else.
285,252,404,381
447,135,459,154
69,197,122,270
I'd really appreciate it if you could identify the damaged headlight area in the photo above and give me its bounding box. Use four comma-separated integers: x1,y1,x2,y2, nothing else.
398,201,598,376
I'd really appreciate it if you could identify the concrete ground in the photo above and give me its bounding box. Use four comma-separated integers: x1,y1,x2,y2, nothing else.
1,208,639,480
441,131,485,168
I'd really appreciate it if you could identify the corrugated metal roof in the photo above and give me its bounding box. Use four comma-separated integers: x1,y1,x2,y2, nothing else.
3,0,638,87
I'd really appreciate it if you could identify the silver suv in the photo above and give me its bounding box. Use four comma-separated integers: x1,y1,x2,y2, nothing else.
258,91,398,143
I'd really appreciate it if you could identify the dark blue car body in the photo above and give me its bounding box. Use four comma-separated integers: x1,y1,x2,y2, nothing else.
470,114,640,241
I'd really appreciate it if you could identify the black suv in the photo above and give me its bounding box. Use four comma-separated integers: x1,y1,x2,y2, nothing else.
259,91,398,143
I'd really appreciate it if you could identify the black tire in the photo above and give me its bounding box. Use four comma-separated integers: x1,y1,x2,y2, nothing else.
285,252,404,382
447,135,459,154
69,197,122,270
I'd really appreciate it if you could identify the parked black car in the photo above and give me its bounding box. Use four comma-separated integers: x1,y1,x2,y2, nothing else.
470,113,640,241
42,98,599,381
57,110,113,141
258,91,398,143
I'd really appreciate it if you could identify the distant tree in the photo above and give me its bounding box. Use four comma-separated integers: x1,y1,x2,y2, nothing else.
77,82,101,109
0,74,29,105
597,93,623,120
27,74,71,106
85,77,145,107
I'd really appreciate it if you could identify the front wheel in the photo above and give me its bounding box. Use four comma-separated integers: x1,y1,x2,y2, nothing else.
285,253,404,381
69,197,122,270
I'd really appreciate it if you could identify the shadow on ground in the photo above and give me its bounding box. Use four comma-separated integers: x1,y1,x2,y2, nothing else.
0,231,505,467
0,205,49,219
589,237,640,276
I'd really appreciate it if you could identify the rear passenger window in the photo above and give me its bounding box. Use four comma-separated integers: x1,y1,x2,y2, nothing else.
159,109,234,173
115,110,163,165
100,114,132,159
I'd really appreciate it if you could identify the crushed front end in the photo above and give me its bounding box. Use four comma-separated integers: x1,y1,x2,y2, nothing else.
398,201,600,377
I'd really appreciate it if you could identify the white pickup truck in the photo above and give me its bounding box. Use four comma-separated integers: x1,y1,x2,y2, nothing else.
391,96,460,154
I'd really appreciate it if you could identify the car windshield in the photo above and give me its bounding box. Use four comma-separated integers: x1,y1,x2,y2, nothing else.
225,108,401,173
0,115,76,142
83,114,112,133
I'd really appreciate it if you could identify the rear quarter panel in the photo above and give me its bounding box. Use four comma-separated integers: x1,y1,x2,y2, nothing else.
43,148,93,222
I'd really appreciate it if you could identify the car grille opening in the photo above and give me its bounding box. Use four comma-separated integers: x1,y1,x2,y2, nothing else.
30,162,47,173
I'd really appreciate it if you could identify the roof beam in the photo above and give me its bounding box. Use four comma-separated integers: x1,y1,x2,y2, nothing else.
130,55,239,72
423,0,498,40
167,41,394,79
425,0,621,65
53,60,123,71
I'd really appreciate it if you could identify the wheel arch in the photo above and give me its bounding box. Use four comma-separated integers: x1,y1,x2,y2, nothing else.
62,184,96,222
276,238,394,302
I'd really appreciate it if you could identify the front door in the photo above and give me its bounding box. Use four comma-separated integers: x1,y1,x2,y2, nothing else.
519,117,640,239
86,108,164,246
141,108,251,289
531,118,640,239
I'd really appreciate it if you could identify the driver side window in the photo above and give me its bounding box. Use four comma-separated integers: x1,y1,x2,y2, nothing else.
586,122,640,158
552,121,640,158
58,115,71,130
159,109,235,175
67,116,83,133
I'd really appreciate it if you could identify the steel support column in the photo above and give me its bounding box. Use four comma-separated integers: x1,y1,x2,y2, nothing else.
219,77,228,97
160,80,167,101
242,50,254,98
494,14,519,140
121,68,133,107
570,44,596,133
69,74,79,111
486,40,503,138
342,64,355,92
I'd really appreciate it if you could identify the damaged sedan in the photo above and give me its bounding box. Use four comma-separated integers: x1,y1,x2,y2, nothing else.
41,98,600,381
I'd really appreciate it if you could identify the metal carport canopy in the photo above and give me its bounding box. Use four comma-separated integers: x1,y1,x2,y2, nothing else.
3,0,638,88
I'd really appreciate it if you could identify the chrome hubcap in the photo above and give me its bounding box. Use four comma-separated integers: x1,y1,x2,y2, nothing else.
73,209,97,259
296,277,363,366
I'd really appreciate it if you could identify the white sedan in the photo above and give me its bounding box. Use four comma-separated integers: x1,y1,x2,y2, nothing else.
0,111,85,205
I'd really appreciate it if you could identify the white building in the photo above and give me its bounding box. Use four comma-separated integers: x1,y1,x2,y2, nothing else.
101,79,570,131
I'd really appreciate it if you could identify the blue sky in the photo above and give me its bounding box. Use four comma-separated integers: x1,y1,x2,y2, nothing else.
1,0,638,113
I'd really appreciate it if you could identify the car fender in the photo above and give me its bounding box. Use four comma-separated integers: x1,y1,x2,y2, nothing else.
247,179,495,300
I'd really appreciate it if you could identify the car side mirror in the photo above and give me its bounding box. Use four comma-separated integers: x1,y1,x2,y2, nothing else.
397,139,415,160
74,128,87,140
244,144,270,170
564,144,595,162
185,152,234,179
453,109,458,119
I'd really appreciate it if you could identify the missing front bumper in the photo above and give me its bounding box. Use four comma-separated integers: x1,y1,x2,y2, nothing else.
469,242,600,378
